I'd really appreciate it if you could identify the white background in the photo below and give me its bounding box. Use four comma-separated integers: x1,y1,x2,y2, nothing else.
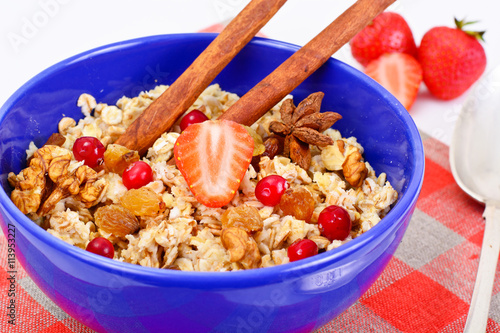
1,0,499,146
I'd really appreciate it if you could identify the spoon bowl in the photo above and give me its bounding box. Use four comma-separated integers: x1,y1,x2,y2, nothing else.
451,66,500,203
450,65,500,332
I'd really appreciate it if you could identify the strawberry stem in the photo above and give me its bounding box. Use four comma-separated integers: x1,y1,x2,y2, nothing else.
454,17,486,41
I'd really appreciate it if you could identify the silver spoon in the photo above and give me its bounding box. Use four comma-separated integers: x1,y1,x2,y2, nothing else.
450,66,500,332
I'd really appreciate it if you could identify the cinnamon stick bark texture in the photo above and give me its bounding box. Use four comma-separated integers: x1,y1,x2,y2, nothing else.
115,0,288,155
218,0,396,126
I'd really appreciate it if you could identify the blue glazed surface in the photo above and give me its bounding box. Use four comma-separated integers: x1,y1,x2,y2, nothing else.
0,34,424,332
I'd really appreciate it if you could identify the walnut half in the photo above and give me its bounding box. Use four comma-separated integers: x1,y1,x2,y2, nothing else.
10,145,107,216
221,227,261,269
342,151,368,188
10,145,71,214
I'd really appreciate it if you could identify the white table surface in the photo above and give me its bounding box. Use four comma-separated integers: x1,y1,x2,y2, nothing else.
1,0,499,146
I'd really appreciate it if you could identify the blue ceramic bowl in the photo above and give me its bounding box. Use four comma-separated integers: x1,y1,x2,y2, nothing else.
0,34,424,333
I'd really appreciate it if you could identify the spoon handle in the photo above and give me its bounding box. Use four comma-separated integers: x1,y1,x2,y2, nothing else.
464,202,500,332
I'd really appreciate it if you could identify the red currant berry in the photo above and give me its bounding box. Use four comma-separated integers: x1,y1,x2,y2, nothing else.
318,205,352,241
288,239,318,262
73,136,105,168
179,109,209,131
255,175,289,206
86,237,114,258
122,161,153,190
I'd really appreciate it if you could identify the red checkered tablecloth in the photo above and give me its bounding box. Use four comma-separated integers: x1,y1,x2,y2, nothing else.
1,133,499,332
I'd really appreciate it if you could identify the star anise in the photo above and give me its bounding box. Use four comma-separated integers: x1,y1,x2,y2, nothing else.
269,92,342,170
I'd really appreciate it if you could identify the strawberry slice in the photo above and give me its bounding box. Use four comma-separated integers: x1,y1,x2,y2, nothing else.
364,53,423,110
174,119,254,208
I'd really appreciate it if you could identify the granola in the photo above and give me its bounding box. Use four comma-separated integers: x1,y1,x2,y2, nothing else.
9,84,398,271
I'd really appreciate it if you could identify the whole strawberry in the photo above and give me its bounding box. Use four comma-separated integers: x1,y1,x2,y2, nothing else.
350,12,417,66
418,19,486,100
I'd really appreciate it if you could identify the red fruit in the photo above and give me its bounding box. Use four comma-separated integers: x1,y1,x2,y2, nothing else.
288,239,318,262
73,136,105,168
255,175,289,206
418,19,486,100
364,53,423,110
179,109,209,132
86,237,114,258
173,120,254,208
122,161,153,190
350,12,417,66
318,205,352,241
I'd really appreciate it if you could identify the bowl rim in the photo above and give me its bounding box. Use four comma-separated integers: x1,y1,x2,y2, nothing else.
0,33,425,288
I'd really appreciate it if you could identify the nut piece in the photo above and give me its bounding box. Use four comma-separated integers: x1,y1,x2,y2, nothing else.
221,227,261,269
10,145,108,216
342,151,368,187
321,140,346,171
9,166,44,215
10,185,41,215
40,173,80,216
75,167,108,207
10,145,71,214
38,164,106,216
321,140,360,172
94,204,140,237
46,147,73,183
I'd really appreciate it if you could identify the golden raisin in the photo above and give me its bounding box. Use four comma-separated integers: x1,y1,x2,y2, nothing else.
94,204,139,237
103,144,140,175
279,186,315,223
221,205,263,233
120,187,166,217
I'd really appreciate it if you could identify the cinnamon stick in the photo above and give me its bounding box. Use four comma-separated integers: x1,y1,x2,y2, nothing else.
115,0,288,155
218,0,396,125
